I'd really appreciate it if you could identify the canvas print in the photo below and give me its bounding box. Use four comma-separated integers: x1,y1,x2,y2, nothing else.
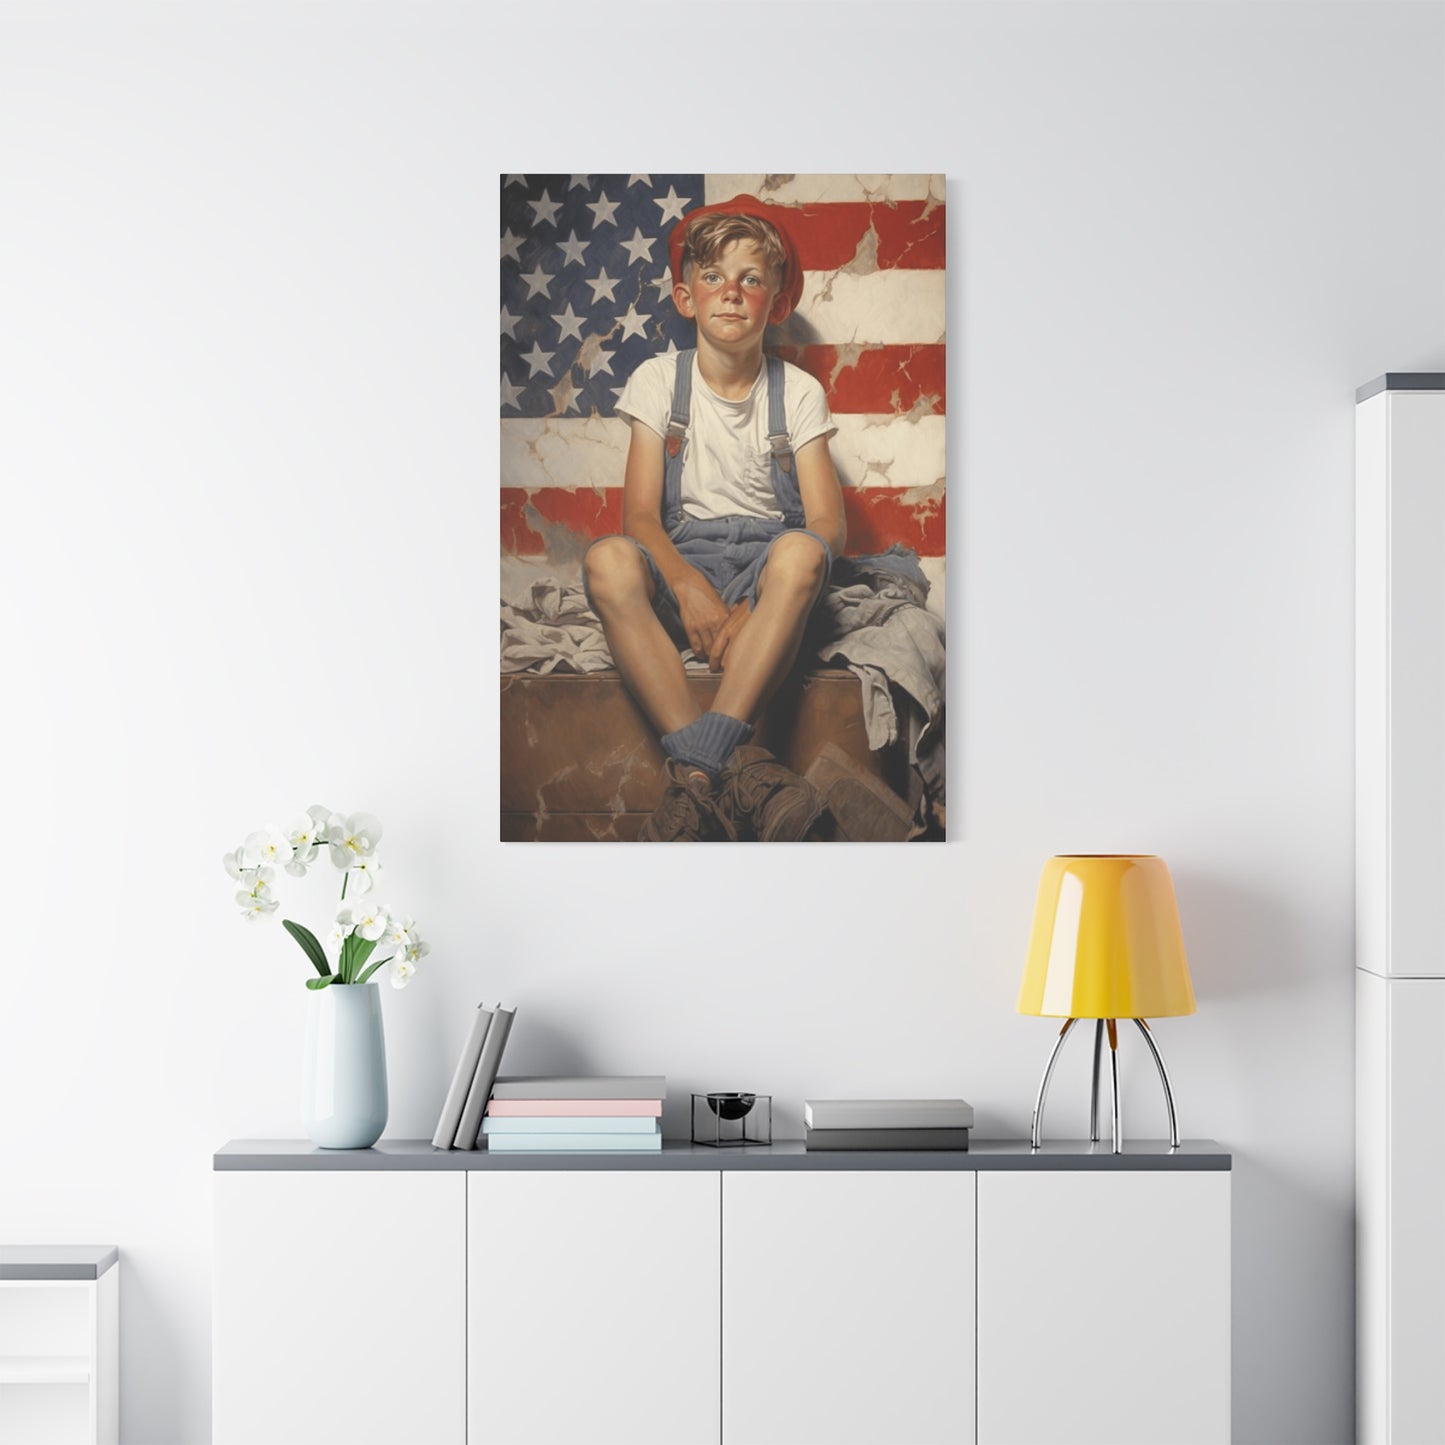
500,174,946,842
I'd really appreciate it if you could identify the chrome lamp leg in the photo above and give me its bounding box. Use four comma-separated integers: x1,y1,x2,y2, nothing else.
1030,1017,1077,1149
1106,1017,1121,1154
1134,1018,1180,1148
1089,1020,1104,1142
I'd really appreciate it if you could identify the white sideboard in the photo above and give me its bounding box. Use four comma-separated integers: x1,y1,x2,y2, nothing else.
0,1247,119,1445
214,1140,1231,1445
1355,373,1445,1445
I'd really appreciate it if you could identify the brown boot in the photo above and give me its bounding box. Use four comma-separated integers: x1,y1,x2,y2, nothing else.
803,742,918,841
640,761,734,842
716,746,829,841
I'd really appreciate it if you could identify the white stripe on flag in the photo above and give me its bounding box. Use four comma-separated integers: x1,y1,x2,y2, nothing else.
778,270,947,346
705,174,945,206
500,414,945,492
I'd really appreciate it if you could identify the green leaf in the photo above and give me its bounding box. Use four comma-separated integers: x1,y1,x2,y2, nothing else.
355,955,393,986
283,919,331,978
305,975,334,991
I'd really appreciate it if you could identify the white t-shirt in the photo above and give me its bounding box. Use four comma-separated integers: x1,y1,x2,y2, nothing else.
615,352,836,522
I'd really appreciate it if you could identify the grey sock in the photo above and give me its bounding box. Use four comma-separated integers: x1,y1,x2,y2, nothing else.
660,711,753,779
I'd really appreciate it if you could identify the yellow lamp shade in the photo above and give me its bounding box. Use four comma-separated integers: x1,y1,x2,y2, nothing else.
1017,855,1195,1019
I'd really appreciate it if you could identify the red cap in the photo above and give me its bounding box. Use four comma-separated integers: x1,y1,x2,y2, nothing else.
667,194,804,317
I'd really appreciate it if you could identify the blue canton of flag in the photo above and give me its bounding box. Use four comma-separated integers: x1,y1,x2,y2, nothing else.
501,174,704,419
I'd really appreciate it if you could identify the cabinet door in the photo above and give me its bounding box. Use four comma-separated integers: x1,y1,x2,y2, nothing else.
214,1170,466,1445
977,1171,1229,1445
722,1171,975,1445
467,1170,719,1445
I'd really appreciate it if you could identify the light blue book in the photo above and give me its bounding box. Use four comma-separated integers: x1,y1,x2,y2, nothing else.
482,1116,660,1136
485,1132,664,1152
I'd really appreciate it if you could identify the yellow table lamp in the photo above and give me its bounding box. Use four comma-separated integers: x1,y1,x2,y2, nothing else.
1019,855,1195,1153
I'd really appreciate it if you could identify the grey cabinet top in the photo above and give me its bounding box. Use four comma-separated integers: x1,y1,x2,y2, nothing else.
0,1246,118,1280
215,1138,1230,1172
1357,373,1445,402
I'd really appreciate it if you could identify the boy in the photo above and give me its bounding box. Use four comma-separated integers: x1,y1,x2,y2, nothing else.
584,196,845,841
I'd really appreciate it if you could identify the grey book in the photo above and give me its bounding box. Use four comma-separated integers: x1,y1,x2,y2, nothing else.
804,1126,971,1151
455,1005,516,1149
431,1004,494,1150
804,1098,975,1131
489,1075,666,1101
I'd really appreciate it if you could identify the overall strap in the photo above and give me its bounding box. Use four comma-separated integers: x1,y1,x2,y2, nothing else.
765,353,806,528
662,349,694,530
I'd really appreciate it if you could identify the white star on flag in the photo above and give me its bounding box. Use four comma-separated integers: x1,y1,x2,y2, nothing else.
549,374,581,414
585,269,620,303
500,306,521,339
619,228,656,266
504,174,527,187
500,374,524,409
528,190,562,227
568,175,592,190
522,341,556,378
628,174,651,187
501,229,523,263
586,347,616,378
586,192,620,227
616,306,651,341
648,272,674,299
653,186,691,223
553,303,586,343
556,231,589,267
520,265,554,298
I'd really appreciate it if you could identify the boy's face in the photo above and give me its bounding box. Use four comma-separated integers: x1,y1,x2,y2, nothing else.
673,239,790,350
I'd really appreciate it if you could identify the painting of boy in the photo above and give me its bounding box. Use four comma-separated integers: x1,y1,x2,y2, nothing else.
500,176,946,842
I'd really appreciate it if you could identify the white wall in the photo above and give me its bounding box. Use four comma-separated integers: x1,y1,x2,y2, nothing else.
1,3,1440,1441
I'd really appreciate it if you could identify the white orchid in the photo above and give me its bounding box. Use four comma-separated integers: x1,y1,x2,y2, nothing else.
244,825,294,871
223,846,249,883
327,812,382,870
236,887,279,922
328,908,355,947
352,904,391,942
346,855,382,894
227,808,428,993
284,814,323,876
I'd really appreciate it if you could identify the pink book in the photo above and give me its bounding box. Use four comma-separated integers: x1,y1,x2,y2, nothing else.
485,1098,663,1117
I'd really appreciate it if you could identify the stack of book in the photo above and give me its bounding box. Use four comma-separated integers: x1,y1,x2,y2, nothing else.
803,1098,973,1150
481,1076,666,1152
431,1003,517,1151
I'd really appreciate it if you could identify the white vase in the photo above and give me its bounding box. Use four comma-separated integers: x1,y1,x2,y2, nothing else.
302,982,388,1149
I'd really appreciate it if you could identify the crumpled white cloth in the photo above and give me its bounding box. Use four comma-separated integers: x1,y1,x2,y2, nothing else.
500,577,614,675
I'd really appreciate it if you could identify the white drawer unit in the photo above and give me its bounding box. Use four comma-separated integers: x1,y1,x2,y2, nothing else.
0,1248,118,1445
1355,374,1445,1444
213,1139,1231,1445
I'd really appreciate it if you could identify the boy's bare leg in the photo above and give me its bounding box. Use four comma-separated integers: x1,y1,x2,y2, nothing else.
713,532,828,723
585,538,701,736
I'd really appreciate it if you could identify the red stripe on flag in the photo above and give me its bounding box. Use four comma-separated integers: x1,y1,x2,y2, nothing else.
502,487,623,556
503,486,945,559
844,486,946,556
774,344,946,415
774,202,945,271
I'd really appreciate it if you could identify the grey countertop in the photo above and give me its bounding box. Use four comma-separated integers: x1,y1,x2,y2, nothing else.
0,1246,119,1280
1357,372,1445,402
215,1138,1230,1172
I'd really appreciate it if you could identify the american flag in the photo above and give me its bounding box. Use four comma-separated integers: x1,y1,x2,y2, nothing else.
500,173,946,599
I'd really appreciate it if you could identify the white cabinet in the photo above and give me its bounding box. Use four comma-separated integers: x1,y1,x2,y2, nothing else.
977,1172,1230,1445
721,1171,974,1445
214,1145,1229,1445
1355,375,1445,1445
466,1170,719,1445
1356,379,1445,979
0,1251,118,1445
213,1170,466,1445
